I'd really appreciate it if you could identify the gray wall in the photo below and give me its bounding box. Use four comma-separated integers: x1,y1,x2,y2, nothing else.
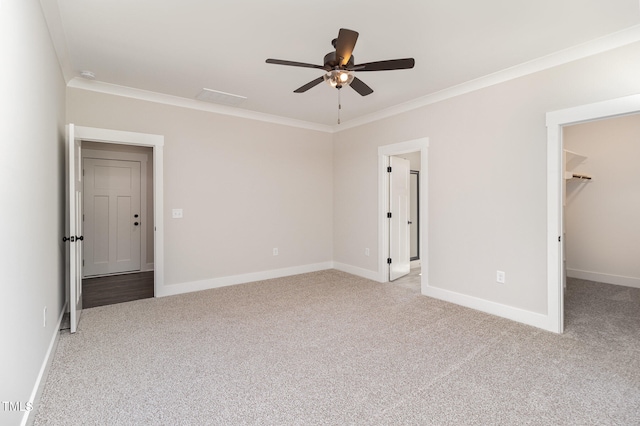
67,89,334,289
0,1,67,424
564,114,640,287
332,41,640,315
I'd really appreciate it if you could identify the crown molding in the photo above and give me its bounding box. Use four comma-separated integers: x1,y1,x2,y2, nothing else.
334,24,640,132
67,78,334,133
39,0,74,83
63,23,640,134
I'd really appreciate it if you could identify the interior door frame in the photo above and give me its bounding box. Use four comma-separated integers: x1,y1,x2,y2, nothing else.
378,138,429,292
73,125,165,297
546,93,640,333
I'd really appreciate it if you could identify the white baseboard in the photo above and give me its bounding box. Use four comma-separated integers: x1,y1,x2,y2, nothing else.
567,269,640,289
158,262,334,297
332,262,381,282
422,284,552,332
23,302,67,426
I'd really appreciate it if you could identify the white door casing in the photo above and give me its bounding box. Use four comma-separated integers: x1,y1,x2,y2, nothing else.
546,94,640,333
66,124,83,333
83,158,142,276
389,156,411,281
70,125,164,299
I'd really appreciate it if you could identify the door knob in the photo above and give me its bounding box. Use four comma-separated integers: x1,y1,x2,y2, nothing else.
408,221,413,225
134,214,139,218
134,222,139,226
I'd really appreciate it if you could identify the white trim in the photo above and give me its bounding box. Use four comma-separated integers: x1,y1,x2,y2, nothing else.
73,125,165,298
336,25,640,131
68,79,333,133
158,262,333,297
546,93,640,333
422,285,549,331
378,138,429,290
82,149,151,278
567,269,640,289
333,262,380,282
144,262,154,272
21,302,67,426
75,126,165,147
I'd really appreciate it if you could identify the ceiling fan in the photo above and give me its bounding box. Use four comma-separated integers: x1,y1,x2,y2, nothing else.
266,28,415,96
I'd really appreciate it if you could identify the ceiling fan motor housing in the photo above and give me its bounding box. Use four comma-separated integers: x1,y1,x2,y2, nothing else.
324,51,354,69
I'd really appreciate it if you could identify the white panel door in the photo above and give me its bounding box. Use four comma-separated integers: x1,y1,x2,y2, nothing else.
66,124,83,333
83,158,141,276
389,156,411,281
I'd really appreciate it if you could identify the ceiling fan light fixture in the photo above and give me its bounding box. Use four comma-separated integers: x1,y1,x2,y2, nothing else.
323,70,354,88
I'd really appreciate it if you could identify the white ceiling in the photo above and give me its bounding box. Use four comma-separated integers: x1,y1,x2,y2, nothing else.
44,0,640,127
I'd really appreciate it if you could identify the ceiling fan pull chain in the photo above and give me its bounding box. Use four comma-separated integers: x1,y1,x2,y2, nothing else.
338,88,341,124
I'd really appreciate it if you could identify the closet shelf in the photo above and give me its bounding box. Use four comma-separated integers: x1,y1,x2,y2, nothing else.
564,149,592,181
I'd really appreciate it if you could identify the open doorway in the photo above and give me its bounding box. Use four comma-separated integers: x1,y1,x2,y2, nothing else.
546,94,640,333
378,138,429,293
562,114,640,331
563,114,640,287
387,152,421,289
81,142,155,308
67,125,164,327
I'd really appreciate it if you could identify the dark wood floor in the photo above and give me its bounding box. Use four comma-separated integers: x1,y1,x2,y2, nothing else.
82,271,154,309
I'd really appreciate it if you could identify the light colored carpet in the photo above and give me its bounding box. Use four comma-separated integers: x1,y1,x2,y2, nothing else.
34,270,640,425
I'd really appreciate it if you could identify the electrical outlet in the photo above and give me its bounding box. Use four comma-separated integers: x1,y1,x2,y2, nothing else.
172,209,183,219
365,248,370,256
43,306,47,327
496,270,506,284
273,248,278,256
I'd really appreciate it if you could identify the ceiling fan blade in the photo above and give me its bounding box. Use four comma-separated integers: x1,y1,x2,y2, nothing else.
351,58,415,72
294,76,324,93
266,59,326,70
335,28,359,67
349,77,373,96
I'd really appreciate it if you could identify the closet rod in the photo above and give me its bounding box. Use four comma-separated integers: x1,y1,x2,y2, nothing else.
572,173,592,180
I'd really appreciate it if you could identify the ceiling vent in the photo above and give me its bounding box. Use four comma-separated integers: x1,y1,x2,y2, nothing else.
196,88,247,107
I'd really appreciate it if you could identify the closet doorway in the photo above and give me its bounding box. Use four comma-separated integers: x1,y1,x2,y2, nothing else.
563,114,640,289
546,94,640,333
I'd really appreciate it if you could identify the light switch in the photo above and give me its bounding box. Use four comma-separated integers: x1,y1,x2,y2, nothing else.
172,209,183,219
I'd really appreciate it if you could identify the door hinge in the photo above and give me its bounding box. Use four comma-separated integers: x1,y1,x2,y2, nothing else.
387,166,392,173
558,236,561,242
82,259,84,267
387,258,392,264
387,212,392,218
